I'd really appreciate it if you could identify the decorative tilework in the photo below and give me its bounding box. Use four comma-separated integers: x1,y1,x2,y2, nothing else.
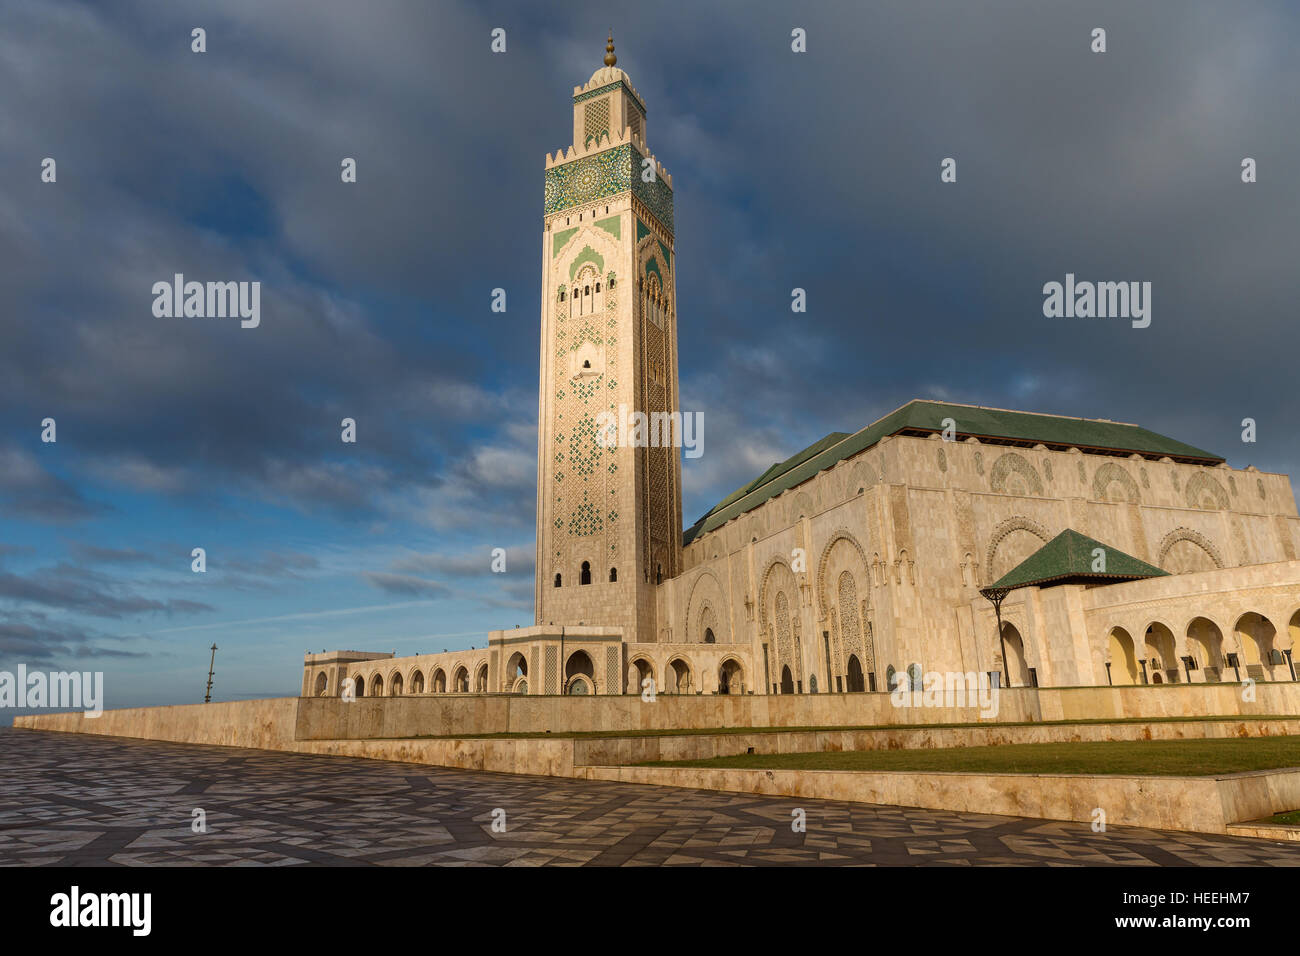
546,145,673,235
583,96,610,148
594,215,621,240
552,227,578,257
569,245,605,281
636,218,651,243
632,147,674,235
574,80,645,115
9,732,1300,867
545,144,633,215
657,239,672,269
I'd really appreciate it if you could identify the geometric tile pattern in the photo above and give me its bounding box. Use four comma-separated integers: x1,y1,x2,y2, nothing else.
3,730,1299,867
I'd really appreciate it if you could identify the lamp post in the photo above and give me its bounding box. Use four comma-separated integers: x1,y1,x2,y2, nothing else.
204,644,218,703
980,585,1012,689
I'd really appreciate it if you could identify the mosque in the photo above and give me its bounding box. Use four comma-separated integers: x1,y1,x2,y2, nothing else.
303,38,1300,702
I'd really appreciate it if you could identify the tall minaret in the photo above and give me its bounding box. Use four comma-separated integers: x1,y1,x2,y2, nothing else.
534,35,682,643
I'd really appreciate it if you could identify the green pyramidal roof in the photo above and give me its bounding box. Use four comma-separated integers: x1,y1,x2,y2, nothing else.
985,529,1169,592
683,399,1223,545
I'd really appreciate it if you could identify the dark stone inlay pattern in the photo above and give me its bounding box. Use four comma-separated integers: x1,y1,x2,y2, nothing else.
2,729,1299,867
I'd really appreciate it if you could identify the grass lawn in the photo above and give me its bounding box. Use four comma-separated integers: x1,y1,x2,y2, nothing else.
1267,809,1300,825
641,735,1300,776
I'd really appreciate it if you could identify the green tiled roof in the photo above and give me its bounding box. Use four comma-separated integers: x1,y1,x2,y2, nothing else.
984,529,1169,592
683,399,1222,545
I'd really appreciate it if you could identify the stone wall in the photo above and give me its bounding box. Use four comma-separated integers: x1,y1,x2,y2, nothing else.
21,682,1300,746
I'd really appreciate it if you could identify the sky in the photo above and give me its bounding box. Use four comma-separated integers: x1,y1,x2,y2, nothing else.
1,0,1297,717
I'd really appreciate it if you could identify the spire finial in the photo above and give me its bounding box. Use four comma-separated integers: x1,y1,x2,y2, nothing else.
604,31,617,67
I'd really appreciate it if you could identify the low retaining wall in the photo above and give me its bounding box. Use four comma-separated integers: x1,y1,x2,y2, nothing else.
13,698,299,750
576,764,1300,835
570,717,1300,766
290,682,1300,740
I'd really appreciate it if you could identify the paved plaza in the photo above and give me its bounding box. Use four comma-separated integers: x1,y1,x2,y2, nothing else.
2,728,1299,866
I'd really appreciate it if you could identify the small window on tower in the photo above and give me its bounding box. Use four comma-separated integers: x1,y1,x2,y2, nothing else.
595,282,601,292
580,561,592,585
609,567,617,582
582,359,591,369
585,286,591,296
554,573,562,588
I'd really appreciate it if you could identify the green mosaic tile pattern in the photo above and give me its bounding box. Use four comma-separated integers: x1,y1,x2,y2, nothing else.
594,215,621,240
573,79,646,115
632,147,674,234
545,144,633,215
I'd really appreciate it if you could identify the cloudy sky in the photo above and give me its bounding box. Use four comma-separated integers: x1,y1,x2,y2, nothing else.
1,0,1296,715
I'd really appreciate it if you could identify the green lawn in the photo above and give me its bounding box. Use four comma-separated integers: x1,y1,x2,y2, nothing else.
642,735,1300,776
1267,809,1300,825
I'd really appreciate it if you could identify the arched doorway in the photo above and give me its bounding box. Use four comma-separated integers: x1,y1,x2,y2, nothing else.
779,665,794,695
432,668,447,693
629,657,654,694
410,669,425,694
1186,618,1225,682
314,671,328,696
565,650,595,694
668,658,692,694
390,672,403,696
506,652,527,691
370,673,384,697
475,663,488,693
1144,623,1179,683
845,655,864,692
718,658,744,695
1236,613,1279,680
452,666,469,693
351,674,365,697
1000,623,1030,687
1106,627,1139,684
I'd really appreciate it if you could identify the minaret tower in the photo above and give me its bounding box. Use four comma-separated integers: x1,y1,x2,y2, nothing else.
534,35,681,643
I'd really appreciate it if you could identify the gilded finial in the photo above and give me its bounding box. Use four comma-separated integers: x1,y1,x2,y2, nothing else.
604,31,616,67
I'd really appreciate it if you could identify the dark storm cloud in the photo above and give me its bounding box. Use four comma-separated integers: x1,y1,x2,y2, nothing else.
1,0,1296,538
0,564,213,619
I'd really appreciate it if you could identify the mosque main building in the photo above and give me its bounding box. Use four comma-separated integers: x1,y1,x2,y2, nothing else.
304,40,1300,702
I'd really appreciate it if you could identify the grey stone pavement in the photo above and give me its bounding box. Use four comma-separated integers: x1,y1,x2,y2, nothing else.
3,728,1299,866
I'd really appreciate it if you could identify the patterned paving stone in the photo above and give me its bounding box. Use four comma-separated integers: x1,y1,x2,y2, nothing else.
2,729,1299,866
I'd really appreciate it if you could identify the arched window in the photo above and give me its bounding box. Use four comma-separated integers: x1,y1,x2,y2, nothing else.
595,282,601,292
704,628,715,644
580,561,592,585
656,564,662,584
554,572,562,588
584,285,591,296
609,567,617,582
559,289,566,301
